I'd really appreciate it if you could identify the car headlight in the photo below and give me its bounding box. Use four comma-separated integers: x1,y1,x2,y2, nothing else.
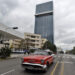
41,59,44,64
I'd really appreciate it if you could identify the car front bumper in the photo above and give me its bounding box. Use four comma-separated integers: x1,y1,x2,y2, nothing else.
22,62,47,70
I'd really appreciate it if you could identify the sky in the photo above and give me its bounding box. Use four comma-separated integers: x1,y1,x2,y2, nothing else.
0,0,75,50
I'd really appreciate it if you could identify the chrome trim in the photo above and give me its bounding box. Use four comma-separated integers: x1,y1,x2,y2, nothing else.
22,62,47,69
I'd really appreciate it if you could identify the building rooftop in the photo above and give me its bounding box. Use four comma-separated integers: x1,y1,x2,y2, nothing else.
0,24,24,39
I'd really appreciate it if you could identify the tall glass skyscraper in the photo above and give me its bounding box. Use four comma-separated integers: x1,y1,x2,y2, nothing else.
35,1,54,44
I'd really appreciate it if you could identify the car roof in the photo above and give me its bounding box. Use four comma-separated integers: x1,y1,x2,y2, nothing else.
44,49,53,52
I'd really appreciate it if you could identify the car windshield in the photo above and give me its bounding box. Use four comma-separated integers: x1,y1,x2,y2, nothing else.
33,51,48,55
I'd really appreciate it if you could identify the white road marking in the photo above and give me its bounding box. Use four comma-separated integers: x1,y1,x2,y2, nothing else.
60,61,73,64
62,56,71,59
58,56,60,57
72,57,75,59
0,69,15,75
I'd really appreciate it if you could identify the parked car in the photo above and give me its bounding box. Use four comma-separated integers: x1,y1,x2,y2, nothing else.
21,50,53,72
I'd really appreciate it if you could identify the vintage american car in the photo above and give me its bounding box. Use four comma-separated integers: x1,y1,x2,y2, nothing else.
21,50,53,72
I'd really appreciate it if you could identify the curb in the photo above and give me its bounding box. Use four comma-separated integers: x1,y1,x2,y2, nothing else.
0,57,18,61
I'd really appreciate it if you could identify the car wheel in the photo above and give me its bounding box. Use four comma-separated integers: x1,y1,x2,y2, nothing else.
47,61,50,67
43,67,47,73
43,62,49,73
51,61,53,64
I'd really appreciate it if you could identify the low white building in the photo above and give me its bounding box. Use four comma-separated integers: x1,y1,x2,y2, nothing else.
0,24,24,49
24,33,42,49
0,24,24,40
24,33,47,49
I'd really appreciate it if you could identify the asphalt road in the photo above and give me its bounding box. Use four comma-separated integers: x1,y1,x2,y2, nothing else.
0,54,75,75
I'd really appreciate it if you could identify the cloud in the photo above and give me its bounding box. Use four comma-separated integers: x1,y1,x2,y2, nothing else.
0,0,52,33
0,0,36,33
0,0,75,50
54,0,75,50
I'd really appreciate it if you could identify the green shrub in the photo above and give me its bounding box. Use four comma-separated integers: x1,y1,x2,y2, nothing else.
30,49,35,53
0,47,11,58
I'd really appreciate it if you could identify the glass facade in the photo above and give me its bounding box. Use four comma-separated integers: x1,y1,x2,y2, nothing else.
35,1,54,44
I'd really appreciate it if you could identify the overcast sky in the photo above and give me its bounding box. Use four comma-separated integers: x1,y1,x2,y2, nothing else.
0,0,75,50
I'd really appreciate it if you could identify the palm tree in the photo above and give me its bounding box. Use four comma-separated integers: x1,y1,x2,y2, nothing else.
25,38,30,50
19,38,30,50
19,39,26,50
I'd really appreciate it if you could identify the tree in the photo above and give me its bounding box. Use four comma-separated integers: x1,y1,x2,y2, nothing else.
19,38,30,50
19,39,26,50
70,47,75,54
66,47,75,54
59,51,64,54
42,41,57,53
25,38,30,50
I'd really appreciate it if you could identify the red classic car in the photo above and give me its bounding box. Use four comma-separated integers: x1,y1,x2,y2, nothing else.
22,50,53,72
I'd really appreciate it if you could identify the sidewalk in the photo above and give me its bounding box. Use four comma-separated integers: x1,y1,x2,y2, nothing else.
10,54,28,58
0,54,28,61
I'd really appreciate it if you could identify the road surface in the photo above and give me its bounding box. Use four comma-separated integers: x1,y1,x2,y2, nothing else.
0,54,75,75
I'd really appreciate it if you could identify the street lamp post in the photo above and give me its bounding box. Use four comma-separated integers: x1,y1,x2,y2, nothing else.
0,27,15,43
12,27,18,29
5,26,18,40
4,27,18,47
